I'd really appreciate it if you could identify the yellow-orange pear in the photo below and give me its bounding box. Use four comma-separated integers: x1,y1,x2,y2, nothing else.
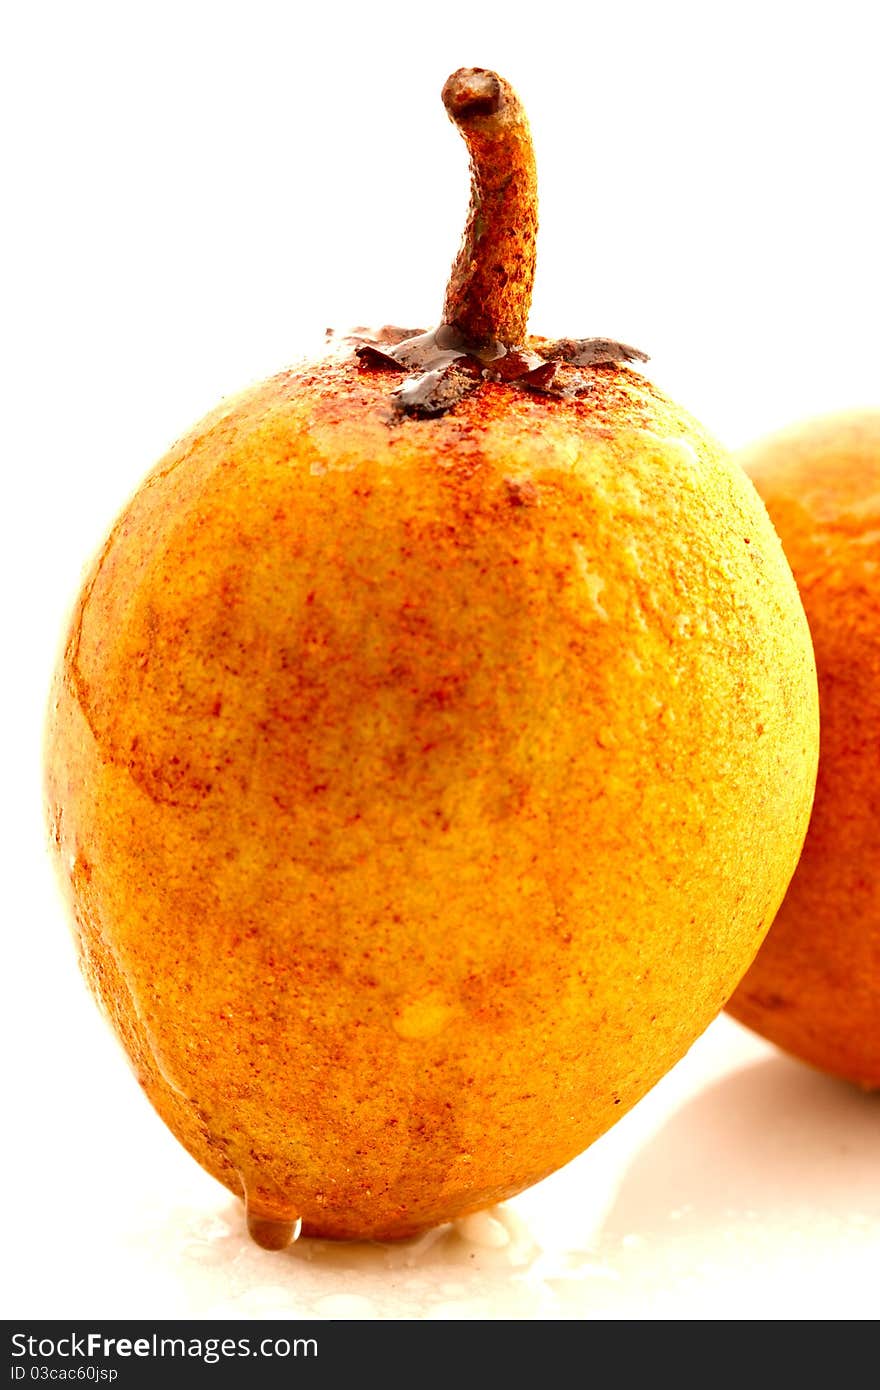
44,68,819,1247
728,410,880,1088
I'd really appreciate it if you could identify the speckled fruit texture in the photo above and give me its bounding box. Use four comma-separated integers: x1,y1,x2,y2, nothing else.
727,410,880,1088
45,353,819,1239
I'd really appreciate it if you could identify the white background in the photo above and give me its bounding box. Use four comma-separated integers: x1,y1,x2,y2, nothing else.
3,1,879,1321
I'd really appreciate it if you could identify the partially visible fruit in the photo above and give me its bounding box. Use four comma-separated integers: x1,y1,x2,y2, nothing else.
728,410,880,1088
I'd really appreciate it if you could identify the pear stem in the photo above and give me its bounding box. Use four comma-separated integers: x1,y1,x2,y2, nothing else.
441,69,537,351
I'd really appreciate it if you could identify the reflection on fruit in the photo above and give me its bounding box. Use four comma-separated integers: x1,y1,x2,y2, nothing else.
44,68,819,1246
727,410,880,1088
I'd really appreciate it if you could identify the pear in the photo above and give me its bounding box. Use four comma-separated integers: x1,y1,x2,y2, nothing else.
45,68,819,1246
727,410,880,1088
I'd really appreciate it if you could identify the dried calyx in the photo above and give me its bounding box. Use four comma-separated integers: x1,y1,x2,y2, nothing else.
353,67,647,418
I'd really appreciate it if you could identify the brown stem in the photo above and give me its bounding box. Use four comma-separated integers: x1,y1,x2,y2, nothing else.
441,68,537,350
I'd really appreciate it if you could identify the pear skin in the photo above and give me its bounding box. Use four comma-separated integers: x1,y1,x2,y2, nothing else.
45,357,819,1239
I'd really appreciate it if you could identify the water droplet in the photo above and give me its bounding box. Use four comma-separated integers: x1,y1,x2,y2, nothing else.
195,1213,235,1241
391,1225,448,1267
181,1238,232,1268
315,1293,376,1319
246,1212,303,1250
392,990,457,1039
455,1211,511,1250
232,1285,300,1317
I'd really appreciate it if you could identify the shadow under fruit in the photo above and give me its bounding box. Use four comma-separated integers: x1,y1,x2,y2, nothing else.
44,68,819,1246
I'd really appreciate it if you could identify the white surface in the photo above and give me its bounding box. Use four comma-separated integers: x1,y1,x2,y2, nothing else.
3,3,879,1321
5,993,880,1320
